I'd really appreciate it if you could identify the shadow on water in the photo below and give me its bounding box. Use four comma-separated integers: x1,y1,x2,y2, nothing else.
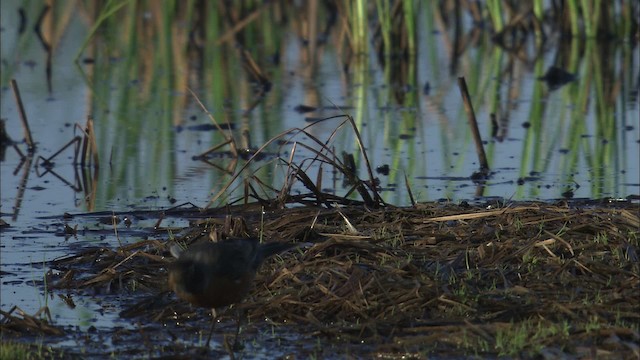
1,1,639,358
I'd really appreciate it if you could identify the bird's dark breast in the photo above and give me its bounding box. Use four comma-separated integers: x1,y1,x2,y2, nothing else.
168,257,256,309
197,272,256,308
168,239,293,310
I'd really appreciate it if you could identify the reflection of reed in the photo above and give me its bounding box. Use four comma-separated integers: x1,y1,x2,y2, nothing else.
15,0,634,202
31,117,101,210
11,153,33,221
7,80,100,215
457,77,489,173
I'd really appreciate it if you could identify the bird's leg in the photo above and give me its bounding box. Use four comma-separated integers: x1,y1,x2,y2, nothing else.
205,308,217,347
232,306,247,351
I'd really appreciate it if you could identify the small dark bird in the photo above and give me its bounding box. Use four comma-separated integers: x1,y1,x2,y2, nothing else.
168,238,300,347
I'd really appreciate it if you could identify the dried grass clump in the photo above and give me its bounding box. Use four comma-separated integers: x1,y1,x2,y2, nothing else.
46,200,638,357
48,239,168,295
248,203,640,353
0,306,64,337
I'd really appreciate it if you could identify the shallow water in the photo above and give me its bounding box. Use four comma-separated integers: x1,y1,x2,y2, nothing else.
0,1,638,356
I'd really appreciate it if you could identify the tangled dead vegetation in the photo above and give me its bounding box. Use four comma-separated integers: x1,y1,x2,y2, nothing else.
32,200,640,358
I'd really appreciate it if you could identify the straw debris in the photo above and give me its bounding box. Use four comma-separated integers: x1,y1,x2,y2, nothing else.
43,200,639,357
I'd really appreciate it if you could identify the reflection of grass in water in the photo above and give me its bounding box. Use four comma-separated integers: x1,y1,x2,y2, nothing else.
6,1,634,202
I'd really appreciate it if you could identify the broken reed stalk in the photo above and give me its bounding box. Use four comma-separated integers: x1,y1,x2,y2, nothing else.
284,122,379,207
201,110,384,208
188,87,238,157
240,48,271,90
457,77,489,171
344,115,384,206
79,121,89,167
10,79,35,151
280,142,299,202
187,88,238,158
75,117,99,168
205,115,347,208
205,127,297,208
86,117,100,168
404,173,416,207
0,305,64,336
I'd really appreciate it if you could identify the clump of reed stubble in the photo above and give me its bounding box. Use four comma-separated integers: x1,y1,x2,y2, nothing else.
44,199,638,355
38,109,639,356
238,201,640,353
